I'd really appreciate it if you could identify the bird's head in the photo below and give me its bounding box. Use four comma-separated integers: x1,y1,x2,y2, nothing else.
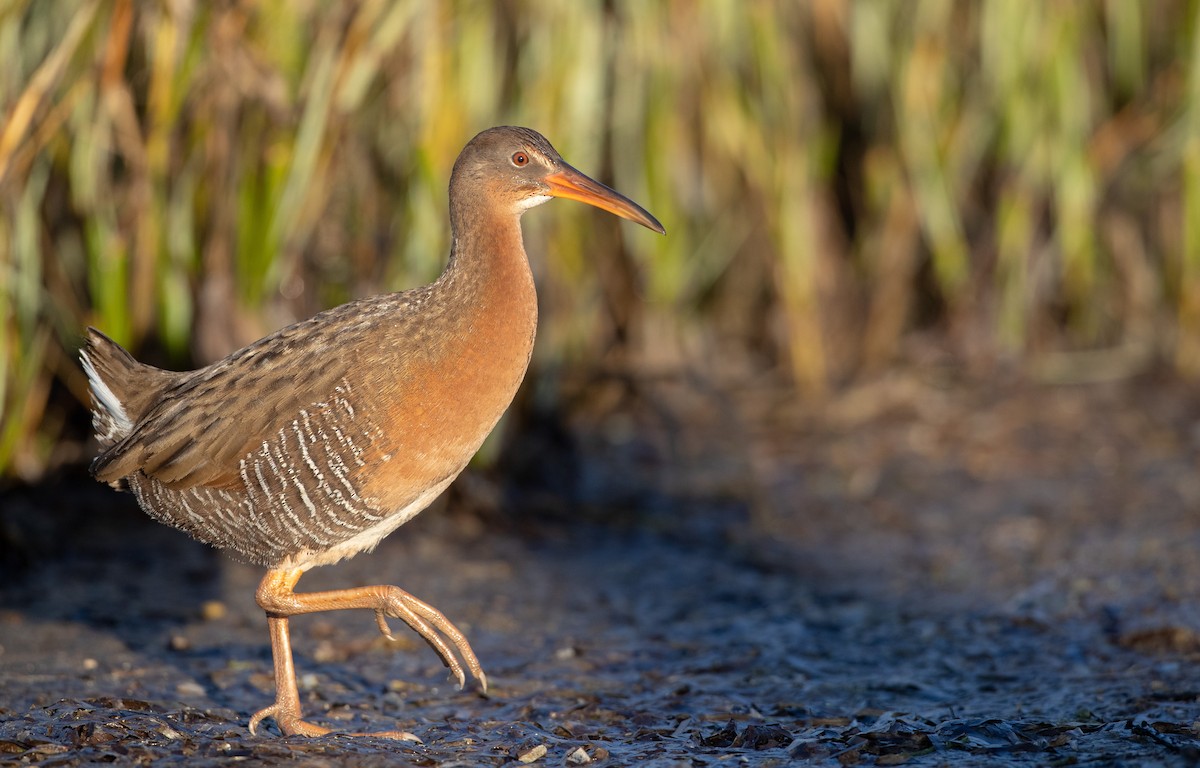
451,126,665,234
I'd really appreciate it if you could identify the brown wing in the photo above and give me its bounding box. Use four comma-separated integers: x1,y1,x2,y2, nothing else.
91,292,429,490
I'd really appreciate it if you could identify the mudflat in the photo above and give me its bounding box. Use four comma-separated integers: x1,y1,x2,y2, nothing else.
2,374,1198,766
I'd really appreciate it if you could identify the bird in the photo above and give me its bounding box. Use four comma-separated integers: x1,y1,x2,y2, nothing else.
80,126,664,738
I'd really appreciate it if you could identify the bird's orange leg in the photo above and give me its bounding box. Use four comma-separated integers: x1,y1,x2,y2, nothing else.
248,568,485,738
248,614,334,737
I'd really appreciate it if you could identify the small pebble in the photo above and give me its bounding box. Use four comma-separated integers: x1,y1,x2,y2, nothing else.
176,681,206,698
313,639,338,663
517,744,547,763
82,658,98,671
200,600,227,621
554,645,578,660
327,705,355,721
566,746,590,764
169,634,190,651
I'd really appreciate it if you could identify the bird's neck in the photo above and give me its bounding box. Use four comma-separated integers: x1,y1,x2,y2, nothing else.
438,181,539,371
443,207,534,304
431,205,538,415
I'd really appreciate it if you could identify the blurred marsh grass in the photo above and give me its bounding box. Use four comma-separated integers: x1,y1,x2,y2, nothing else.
0,0,1195,478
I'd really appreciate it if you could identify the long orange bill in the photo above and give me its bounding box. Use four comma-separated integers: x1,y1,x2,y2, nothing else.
544,163,666,234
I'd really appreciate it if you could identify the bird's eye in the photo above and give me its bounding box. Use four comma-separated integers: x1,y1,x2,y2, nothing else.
511,151,529,167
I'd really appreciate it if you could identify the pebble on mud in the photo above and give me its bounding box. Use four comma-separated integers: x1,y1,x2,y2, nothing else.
200,600,227,621
313,639,339,663
555,645,579,660
176,680,206,698
516,743,547,763
565,746,591,764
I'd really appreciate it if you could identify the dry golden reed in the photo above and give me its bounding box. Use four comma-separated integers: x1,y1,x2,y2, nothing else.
0,1,1192,477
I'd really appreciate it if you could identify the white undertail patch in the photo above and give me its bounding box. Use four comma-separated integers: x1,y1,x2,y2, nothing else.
80,349,133,441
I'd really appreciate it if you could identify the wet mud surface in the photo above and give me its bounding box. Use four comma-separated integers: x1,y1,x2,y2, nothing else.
3,374,1200,765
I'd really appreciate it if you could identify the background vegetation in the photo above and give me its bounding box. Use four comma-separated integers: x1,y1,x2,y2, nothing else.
0,0,1195,478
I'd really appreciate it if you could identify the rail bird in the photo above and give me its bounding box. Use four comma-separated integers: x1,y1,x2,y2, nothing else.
81,126,664,737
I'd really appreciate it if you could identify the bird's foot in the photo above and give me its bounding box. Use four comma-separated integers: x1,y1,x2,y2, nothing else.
249,701,331,737
373,586,488,692
248,701,420,741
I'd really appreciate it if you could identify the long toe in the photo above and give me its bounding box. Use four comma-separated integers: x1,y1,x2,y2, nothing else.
381,586,486,688
354,728,423,742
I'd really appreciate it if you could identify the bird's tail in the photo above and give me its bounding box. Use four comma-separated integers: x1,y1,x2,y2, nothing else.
79,328,172,447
